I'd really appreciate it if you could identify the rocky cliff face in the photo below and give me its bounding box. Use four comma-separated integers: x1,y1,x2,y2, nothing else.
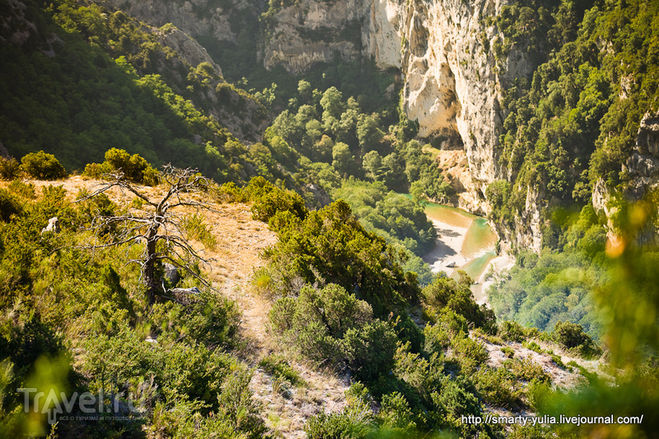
260,0,366,73
624,111,659,202
156,24,223,78
593,111,659,244
373,0,520,212
102,0,244,44
261,0,526,213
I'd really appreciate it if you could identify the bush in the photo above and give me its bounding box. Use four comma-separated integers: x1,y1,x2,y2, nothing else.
501,346,515,358
7,180,36,199
422,275,495,330
498,321,527,342
305,412,369,439
104,148,158,184
150,291,240,348
552,321,601,357
244,176,307,223
504,358,551,384
474,367,522,409
182,213,217,249
378,392,417,430
84,148,159,185
423,310,469,354
258,354,304,387
0,156,20,180
343,320,398,383
0,190,22,222
523,340,544,354
262,200,417,316
450,336,489,374
19,151,66,180
269,284,399,383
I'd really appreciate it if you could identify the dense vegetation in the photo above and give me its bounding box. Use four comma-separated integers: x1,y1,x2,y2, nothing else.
489,204,607,337
0,0,271,182
484,0,657,341
491,0,658,232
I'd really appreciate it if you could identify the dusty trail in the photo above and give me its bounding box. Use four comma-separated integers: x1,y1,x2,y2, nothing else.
199,201,350,438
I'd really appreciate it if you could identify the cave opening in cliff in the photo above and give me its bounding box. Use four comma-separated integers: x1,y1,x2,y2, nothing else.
427,63,463,151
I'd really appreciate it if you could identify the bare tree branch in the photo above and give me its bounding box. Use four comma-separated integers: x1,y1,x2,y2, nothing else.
79,166,219,305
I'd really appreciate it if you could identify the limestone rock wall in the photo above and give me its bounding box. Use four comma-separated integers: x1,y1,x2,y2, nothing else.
365,0,527,201
101,0,242,44
260,0,366,73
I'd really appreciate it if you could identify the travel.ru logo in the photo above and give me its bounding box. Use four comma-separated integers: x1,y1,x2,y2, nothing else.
18,387,143,424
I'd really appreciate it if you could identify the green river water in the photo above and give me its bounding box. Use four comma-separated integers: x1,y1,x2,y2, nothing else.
421,200,498,280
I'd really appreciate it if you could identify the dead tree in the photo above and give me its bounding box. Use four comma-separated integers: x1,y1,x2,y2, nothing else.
79,165,215,306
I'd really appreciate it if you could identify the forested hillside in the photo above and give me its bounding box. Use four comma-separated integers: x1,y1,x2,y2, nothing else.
0,0,657,437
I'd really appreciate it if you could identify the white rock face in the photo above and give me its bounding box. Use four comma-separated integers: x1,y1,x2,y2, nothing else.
104,0,238,43
362,0,403,69
261,0,366,73
363,0,522,196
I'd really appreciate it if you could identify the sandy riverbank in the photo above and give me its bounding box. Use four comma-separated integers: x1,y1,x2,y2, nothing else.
423,219,470,273
422,217,515,306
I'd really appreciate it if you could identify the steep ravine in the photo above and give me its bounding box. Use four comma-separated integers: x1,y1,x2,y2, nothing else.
96,0,538,245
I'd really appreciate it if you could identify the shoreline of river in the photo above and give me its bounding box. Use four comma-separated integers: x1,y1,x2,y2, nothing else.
421,206,514,306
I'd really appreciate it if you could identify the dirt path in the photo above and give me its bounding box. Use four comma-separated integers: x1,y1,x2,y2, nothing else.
199,200,349,438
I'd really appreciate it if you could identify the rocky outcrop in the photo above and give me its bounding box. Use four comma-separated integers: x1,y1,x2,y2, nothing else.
592,111,659,244
101,0,243,44
260,0,366,73
362,0,528,199
156,24,223,78
624,111,659,201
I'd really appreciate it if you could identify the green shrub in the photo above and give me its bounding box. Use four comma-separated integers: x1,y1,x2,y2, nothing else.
7,180,36,199
378,392,417,430
0,190,22,222
343,320,398,383
423,310,469,354
305,411,370,439
147,399,248,439
269,284,399,383
183,213,217,249
19,151,66,180
523,340,544,354
501,346,515,358
105,148,159,185
216,368,267,438
84,148,159,185
498,321,527,342
82,161,112,179
262,200,417,316
422,274,495,331
245,176,307,223
430,377,481,434
552,321,601,358
474,367,522,409
150,291,240,348
258,354,304,387
450,336,489,374
0,156,20,180
504,358,551,384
